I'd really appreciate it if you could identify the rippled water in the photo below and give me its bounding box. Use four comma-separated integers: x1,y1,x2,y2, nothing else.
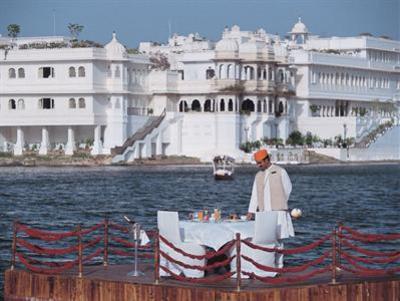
1,163,399,296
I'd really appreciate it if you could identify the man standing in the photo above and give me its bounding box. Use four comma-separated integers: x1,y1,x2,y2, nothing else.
246,148,294,267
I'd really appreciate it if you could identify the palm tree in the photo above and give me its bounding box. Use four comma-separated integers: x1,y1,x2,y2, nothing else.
67,23,84,41
7,24,20,38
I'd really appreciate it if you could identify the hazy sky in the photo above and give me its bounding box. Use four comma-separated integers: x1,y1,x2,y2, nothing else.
1,0,399,48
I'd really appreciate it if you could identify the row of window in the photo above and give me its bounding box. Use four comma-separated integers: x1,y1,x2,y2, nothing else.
369,50,400,64
7,66,86,79
5,98,86,110
312,71,398,89
178,98,286,114
107,65,147,85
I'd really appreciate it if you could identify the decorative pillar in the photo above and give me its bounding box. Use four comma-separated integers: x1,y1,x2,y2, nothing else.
65,127,76,156
156,133,163,156
13,127,24,156
39,127,50,155
91,125,103,155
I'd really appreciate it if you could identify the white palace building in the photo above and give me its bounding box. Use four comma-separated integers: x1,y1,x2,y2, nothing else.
0,19,399,162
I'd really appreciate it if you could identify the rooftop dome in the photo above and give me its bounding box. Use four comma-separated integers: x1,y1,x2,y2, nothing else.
231,25,240,32
104,32,127,58
215,38,239,52
239,38,264,53
289,17,309,34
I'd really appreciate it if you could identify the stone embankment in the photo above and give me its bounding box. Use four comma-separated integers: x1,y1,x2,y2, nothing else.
0,153,202,167
306,150,341,164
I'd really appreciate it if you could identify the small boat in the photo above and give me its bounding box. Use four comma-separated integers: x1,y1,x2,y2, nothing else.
212,155,235,180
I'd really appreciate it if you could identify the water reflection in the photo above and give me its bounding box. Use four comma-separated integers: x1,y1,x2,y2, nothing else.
0,163,399,296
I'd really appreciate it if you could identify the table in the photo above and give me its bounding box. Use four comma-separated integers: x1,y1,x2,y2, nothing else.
180,220,254,250
179,211,294,250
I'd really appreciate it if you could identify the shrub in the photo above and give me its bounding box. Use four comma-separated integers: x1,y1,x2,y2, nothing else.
286,131,303,146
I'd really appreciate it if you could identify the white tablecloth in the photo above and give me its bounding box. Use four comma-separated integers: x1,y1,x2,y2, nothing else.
180,211,294,250
180,220,254,250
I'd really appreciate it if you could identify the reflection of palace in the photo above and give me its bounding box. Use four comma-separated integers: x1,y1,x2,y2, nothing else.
0,19,399,161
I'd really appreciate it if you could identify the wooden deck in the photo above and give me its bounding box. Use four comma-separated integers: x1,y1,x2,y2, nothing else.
4,264,400,301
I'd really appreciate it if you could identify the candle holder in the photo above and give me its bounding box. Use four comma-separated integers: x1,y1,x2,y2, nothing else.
124,216,144,277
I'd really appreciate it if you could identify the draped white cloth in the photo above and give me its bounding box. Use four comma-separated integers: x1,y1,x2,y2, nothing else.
180,212,293,251
180,220,255,250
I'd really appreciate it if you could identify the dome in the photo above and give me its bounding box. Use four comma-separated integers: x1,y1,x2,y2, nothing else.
104,32,127,58
290,17,309,34
239,38,264,53
231,25,240,32
215,38,239,52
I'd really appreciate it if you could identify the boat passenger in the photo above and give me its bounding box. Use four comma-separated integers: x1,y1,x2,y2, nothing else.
246,148,295,267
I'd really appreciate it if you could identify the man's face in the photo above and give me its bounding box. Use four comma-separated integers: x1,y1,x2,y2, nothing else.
256,156,271,170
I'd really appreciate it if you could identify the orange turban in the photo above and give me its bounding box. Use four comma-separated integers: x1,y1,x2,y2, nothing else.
254,149,269,162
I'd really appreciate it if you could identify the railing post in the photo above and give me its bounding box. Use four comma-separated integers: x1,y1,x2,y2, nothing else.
11,220,17,270
103,218,109,267
77,225,83,278
337,222,342,270
236,233,241,292
331,227,337,284
154,230,160,284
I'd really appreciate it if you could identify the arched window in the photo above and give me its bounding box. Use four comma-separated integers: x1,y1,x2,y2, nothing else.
179,100,188,112
69,98,76,108
38,67,55,78
227,64,232,79
38,98,54,109
191,99,201,112
220,99,225,112
115,66,121,78
204,99,212,112
8,99,16,110
78,66,85,77
18,68,25,78
278,69,284,83
69,67,76,77
9,68,16,79
228,99,233,111
241,99,255,112
107,66,112,77
17,99,25,110
218,64,224,79
278,101,284,114
257,100,262,112
78,98,86,108
206,68,215,79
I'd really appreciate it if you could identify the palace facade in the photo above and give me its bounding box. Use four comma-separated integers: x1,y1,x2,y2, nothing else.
0,19,399,161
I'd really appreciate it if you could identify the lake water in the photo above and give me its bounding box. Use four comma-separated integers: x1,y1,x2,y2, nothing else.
1,163,399,296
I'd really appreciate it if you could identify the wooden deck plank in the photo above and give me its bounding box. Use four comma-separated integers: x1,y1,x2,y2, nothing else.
4,266,400,301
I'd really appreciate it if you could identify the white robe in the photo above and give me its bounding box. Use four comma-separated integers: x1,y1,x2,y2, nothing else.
248,166,295,239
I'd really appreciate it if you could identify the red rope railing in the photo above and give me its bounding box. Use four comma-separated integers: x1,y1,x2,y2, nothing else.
241,233,331,255
159,234,235,260
160,249,235,271
10,220,400,287
340,225,400,242
109,247,154,259
241,251,331,274
242,265,331,284
340,239,400,257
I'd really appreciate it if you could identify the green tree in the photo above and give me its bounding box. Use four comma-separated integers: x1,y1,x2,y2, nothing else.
7,24,20,38
68,23,84,40
286,130,303,146
305,132,313,146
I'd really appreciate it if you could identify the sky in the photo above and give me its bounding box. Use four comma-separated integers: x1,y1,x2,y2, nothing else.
0,0,399,48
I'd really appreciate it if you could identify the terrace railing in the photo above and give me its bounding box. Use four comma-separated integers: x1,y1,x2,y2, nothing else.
10,220,400,290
